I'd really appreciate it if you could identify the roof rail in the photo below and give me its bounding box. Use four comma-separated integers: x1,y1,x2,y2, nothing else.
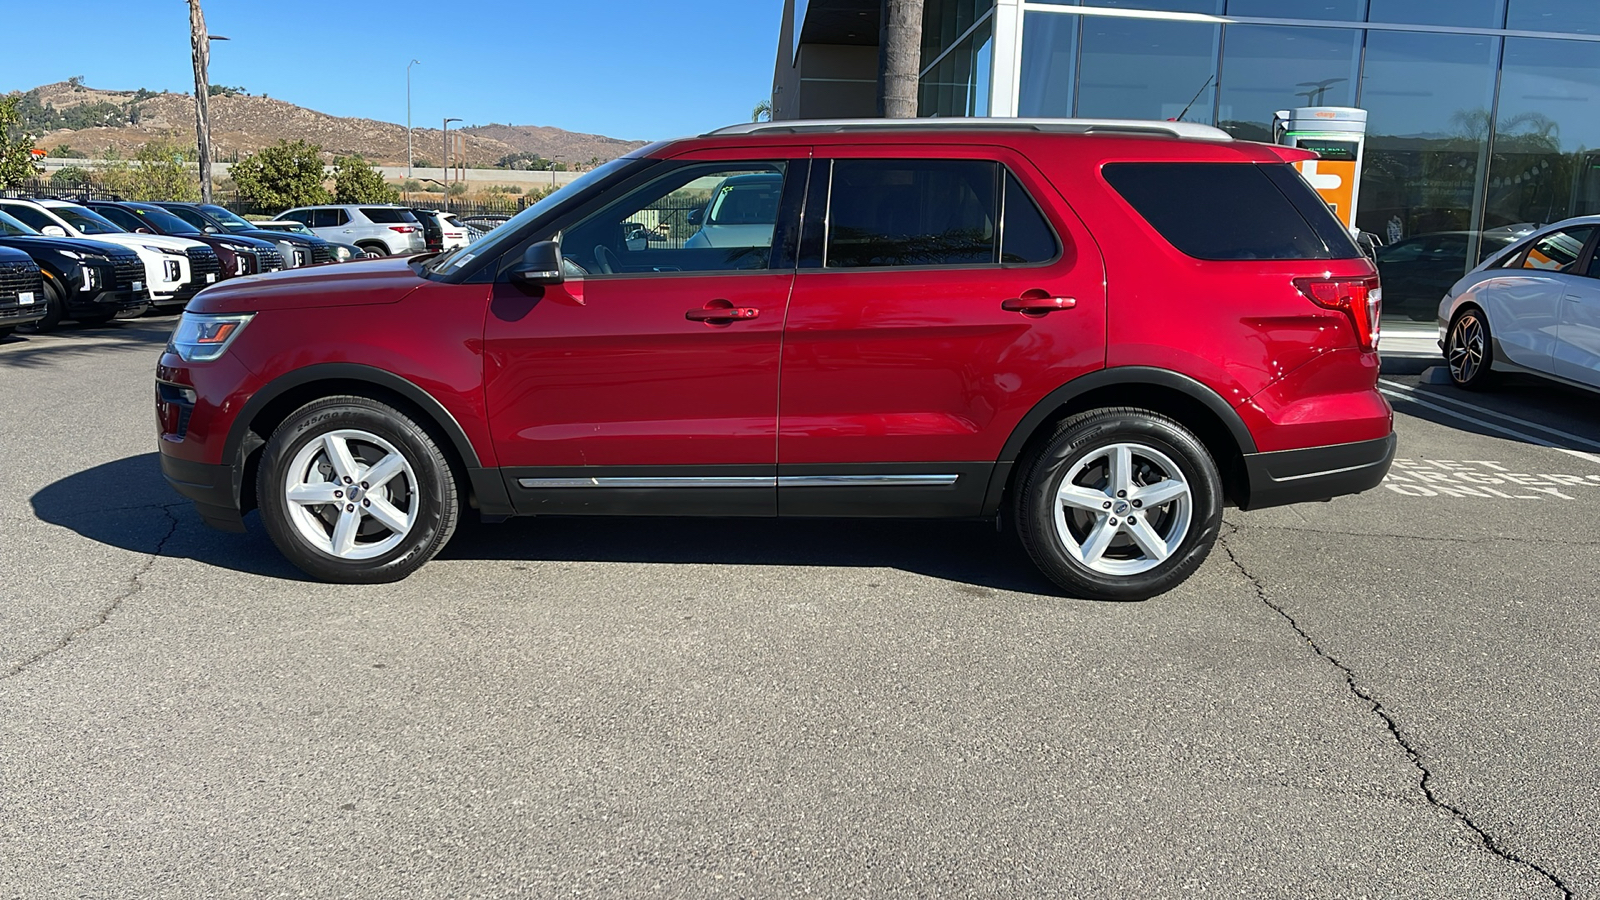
707,117,1233,142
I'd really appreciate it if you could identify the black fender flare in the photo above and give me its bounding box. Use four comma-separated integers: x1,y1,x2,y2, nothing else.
982,367,1257,516
222,363,484,471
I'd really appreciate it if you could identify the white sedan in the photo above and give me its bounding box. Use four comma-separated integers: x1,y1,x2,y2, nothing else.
1438,216,1600,391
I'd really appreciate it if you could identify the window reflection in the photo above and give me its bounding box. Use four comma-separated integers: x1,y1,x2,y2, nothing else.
1077,18,1220,123
1018,12,1079,117
1487,39,1600,230
1218,25,1361,140
1226,0,1364,20
1506,0,1600,35
920,16,994,116
1358,31,1499,322
1366,0,1504,28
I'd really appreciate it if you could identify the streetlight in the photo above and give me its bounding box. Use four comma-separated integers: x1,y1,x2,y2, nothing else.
442,117,461,186
406,59,421,177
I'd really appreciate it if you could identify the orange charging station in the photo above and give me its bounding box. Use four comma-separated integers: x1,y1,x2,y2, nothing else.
1273,107,1368,235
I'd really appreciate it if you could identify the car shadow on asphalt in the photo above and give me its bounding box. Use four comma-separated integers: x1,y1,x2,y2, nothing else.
30,452,306,581
33,453,1064,595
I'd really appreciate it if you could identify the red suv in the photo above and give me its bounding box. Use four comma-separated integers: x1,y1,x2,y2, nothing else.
157,119,1394,600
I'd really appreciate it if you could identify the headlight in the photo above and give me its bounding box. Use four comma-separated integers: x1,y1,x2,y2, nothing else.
168,312,253,362
333,246,353,261
143,244,187,257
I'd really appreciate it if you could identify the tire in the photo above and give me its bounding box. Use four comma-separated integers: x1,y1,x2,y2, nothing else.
257,395,460,583
1445,306,1495,390
358,243,386,259
28,279,64,332
1014,407,1223,602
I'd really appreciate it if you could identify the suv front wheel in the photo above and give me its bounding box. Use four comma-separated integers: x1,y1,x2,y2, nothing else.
1015,408,1223,601
258,396,460,583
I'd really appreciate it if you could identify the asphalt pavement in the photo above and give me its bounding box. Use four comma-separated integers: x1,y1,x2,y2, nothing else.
2,320,1595,898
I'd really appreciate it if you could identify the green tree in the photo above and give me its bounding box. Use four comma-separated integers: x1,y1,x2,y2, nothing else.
0,96,41,189
50,166,91,190
332,155,398,204
752,100,772,123
96,140,201,202
230,140,331,211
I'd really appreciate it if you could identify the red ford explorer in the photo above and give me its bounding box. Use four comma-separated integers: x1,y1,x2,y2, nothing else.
157,119,1394,600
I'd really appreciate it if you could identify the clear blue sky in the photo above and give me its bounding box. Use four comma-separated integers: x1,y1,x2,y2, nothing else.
0,1,782,141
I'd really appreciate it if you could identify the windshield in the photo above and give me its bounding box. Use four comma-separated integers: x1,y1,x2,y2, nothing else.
202,205,256,232
52,205,126,235
424,155,645,275
133,207,203,235
0,211,38,236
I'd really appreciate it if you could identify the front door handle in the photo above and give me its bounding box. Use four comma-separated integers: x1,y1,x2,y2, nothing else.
1001,293,1076,315
686,302,759,323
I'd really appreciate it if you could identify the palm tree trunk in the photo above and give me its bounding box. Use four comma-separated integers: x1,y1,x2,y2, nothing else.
878,0,925,118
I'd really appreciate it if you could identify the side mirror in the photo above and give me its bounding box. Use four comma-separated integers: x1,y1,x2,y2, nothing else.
135,227,153,234
687,207,704,227
204,225,219,234
511,240,564,287
41,225,67,237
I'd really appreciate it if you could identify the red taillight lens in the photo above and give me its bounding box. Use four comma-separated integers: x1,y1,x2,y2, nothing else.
1294,275,1382,352
389,225,418,233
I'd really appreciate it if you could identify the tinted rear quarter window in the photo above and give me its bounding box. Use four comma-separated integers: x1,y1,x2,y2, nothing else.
826,159,997,268
362,207,418,224
1103,163,1360,261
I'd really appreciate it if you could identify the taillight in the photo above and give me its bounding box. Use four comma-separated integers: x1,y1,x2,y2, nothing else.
1294,275,1382,352
389,225,419,234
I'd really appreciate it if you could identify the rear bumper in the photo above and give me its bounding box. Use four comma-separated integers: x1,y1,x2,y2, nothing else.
1240,433,1396,510
160,451,246,532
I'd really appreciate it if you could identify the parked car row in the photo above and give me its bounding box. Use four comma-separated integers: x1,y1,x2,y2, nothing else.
0,197,480,333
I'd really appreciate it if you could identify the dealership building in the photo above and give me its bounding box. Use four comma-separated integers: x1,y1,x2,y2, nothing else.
774,0,1600,324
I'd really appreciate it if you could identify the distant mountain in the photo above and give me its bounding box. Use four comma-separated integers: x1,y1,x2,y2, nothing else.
8,82,649,167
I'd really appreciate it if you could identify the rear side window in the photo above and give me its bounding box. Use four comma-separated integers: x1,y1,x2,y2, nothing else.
1103,163,1360,261
311,209,348,228
827,159,996,268
1519,227,1595,273
362,207,418,224
822,160,1059,268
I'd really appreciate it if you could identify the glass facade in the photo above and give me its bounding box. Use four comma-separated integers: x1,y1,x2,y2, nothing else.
920,1,1600,325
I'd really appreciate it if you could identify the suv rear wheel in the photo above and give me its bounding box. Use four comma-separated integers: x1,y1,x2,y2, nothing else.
257,396,459,583
1015,408,1223,601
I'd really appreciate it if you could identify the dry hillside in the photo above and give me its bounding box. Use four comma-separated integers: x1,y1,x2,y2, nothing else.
14,81,649,167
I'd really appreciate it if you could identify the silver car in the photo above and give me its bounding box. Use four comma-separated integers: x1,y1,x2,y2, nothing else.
276,205,427,257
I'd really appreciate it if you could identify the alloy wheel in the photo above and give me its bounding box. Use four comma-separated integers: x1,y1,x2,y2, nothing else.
1053,442,1194,576
283,429,418,560
1448,313,1486,384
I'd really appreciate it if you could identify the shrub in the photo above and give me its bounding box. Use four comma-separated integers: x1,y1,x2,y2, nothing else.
332,155,398,204
231,140,331,210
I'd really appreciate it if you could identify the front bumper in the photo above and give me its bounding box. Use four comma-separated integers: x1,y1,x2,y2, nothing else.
160,452,247,532
1240,433,1397,510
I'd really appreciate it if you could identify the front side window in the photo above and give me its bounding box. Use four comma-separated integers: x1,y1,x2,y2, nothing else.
52,206,124,235
1520,227,1595,273
94,206,146,232
280,210,313,226
561,161,788,276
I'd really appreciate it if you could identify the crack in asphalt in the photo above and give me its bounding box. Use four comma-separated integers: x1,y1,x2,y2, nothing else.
1218,526,1572,899
2,504,181,681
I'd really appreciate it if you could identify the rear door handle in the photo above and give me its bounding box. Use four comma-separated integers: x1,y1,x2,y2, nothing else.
1001,295,1076,315
686,304,759,323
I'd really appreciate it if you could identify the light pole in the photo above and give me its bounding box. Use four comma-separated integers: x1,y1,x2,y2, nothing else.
406,59,421,177
442,117,461,186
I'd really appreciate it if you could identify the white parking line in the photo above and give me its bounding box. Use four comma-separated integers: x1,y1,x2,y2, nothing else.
1378,382,1600,467
1380,378,1600,451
